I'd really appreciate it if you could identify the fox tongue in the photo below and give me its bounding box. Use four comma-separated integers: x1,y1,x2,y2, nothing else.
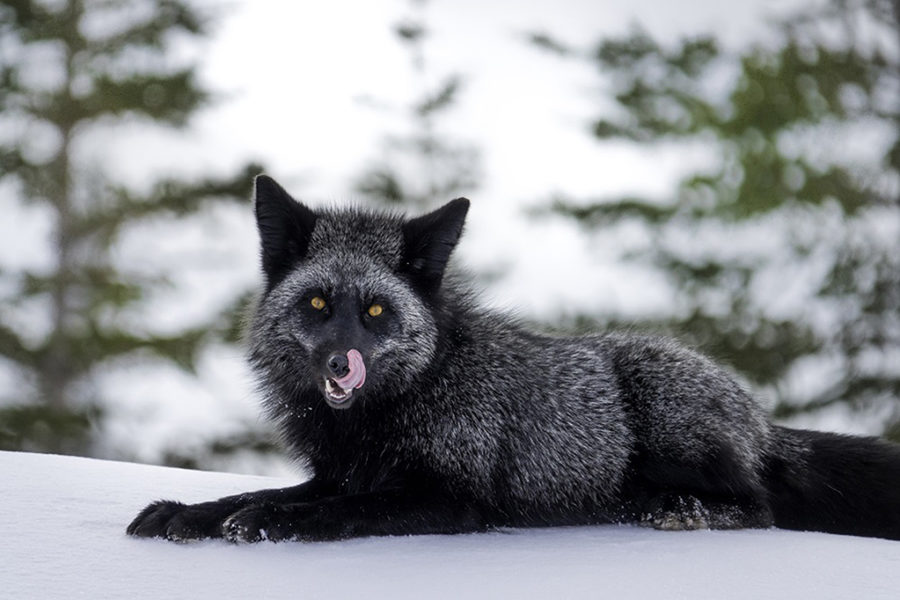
334,349,366,390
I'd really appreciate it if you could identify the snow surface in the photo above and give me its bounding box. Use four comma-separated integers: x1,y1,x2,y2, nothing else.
3,451,900,599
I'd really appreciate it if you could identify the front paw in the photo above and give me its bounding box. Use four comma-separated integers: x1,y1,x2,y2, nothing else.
127,499,234,542
223,504,294,543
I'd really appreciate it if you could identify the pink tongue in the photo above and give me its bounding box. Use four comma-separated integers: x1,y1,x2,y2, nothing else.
334,349,366,390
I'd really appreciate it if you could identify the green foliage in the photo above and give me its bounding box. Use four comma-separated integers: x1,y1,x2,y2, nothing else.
0,403,101,455
160,429,282,471
536,0,900,434
354,1,480,208
0,0,266,463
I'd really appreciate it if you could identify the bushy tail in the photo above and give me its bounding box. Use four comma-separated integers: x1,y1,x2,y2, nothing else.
765,426,900,541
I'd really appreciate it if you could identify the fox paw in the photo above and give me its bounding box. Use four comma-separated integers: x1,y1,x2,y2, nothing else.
127,499,239,542
128,500,212,542
640,494,709,531
223,504,293,543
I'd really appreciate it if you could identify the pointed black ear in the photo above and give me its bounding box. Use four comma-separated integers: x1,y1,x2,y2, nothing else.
254,175,318,291
401,198,470,291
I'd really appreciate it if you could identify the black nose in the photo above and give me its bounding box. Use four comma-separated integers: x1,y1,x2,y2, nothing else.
326,353,349,378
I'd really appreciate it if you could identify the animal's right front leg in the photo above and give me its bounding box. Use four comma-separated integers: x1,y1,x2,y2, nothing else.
126,478,331,542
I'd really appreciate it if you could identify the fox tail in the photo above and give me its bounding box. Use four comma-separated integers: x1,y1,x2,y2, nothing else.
765,426,900,540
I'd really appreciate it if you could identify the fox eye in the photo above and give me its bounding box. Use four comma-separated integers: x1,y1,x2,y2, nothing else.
367,304,383,317
310,296,326,310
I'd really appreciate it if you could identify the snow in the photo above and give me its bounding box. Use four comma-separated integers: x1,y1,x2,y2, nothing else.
3,451,899,599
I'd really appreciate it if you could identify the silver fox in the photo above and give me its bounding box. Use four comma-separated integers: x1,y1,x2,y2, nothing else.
127,175,900,543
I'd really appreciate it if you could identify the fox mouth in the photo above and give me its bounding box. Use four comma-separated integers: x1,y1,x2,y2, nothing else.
322,349,367,408
323,377,355,404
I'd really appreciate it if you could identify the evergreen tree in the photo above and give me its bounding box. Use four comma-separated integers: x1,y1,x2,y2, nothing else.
535,0,900,437
355,0,480,209
0,0,264,456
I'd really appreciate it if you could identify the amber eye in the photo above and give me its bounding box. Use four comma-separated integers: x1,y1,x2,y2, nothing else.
310,296,326,310
367,304,383,317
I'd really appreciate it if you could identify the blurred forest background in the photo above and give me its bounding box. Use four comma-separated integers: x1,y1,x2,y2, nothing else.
0,0,897,474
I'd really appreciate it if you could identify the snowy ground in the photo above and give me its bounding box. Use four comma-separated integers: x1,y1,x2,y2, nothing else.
3,451,900,599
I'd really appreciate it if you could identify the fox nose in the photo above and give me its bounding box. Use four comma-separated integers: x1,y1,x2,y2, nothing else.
326,353,350,378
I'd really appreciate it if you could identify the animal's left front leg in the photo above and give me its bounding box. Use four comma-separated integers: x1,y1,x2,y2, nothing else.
223,489,487,543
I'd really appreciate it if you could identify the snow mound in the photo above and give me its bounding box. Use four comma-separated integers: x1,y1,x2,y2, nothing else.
2,450,899,599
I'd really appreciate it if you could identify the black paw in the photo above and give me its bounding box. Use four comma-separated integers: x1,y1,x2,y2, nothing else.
127,499,236,542
223,504,294,543
639,494,709,531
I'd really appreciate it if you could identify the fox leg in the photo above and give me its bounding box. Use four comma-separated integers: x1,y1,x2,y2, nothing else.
126,478,333,541
223,489,488,543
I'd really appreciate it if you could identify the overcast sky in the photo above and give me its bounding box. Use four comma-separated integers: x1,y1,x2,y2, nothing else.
81,0,815,316
125,0,809,204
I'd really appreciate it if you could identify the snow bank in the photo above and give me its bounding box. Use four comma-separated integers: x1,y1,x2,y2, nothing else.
2,450,899,599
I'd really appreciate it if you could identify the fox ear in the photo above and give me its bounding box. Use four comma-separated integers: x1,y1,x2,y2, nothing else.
254,175,318,290
401,198,470,291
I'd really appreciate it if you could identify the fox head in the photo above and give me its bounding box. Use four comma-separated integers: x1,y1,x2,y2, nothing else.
247,175,469,411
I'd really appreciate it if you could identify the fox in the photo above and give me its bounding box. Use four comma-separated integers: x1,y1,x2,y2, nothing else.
127,175,900,543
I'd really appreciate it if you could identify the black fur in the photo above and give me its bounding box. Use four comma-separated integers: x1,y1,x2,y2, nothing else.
400,197,469,292
127,177,900,543
765,427,900,540
255,175,317,292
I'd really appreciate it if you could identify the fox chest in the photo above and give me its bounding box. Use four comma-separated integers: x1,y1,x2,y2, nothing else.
292,418,431,494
